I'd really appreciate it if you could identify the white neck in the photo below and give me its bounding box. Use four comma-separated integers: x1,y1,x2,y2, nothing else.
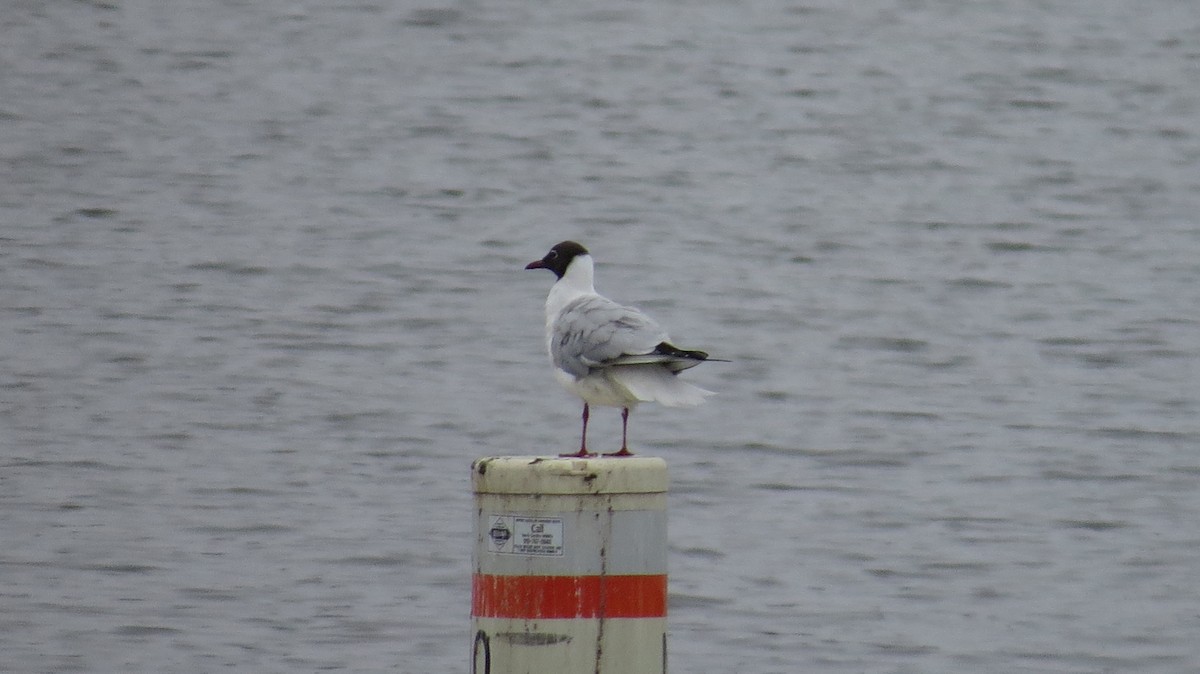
545,254,595,321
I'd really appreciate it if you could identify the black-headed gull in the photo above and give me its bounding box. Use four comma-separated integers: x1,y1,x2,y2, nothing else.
525,241,723,457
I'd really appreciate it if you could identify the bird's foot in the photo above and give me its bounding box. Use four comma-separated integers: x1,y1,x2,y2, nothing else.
559,448,596,458
602,448,635,457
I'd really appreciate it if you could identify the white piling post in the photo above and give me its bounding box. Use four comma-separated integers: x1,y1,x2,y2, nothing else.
471,456,668,674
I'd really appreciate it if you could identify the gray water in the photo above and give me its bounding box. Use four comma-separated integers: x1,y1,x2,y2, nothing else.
3,1,1199,672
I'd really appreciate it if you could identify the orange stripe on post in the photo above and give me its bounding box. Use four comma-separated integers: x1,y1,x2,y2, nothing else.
472,574,667,619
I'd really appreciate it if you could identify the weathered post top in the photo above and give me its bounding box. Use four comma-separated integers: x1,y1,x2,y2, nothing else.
471,456,668,495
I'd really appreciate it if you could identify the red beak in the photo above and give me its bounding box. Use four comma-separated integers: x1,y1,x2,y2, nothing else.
525,260,546,270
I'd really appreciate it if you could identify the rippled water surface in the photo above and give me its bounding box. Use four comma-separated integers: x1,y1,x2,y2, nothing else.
3,1,1199,672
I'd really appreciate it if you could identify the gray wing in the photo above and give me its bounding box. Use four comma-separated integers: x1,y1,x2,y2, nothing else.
551,295,669,377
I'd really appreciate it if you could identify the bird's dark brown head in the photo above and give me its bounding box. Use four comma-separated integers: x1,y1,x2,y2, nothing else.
525,241,589,279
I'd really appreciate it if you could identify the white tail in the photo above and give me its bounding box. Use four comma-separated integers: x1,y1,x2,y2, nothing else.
608,365,715,408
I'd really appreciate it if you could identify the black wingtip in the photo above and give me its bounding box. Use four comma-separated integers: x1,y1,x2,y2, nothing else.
654,342,726,361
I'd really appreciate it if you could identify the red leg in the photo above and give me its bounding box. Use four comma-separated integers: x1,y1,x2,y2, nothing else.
560,403,595,457
605,407,634,457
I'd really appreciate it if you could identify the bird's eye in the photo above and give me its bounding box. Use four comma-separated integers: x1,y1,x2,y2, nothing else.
546,251,558,260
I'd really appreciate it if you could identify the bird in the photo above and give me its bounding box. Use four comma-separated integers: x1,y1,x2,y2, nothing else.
525,241,724,457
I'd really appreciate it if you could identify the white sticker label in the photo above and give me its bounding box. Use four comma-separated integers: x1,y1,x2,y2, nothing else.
487,515,564,556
